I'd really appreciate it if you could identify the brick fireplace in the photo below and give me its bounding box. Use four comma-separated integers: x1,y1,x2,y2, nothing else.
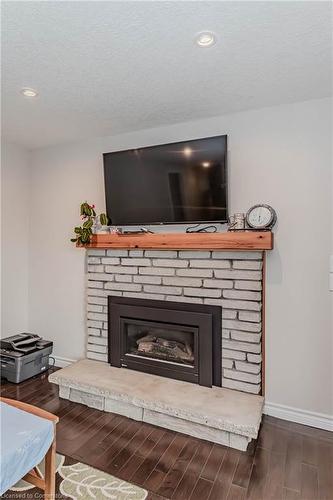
50,232,271,450
86,248,263,394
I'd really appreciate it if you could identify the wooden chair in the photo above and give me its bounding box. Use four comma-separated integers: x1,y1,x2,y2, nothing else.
0,397,59,499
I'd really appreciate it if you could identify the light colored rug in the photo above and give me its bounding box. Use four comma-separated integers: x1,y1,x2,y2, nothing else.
5,454,148,499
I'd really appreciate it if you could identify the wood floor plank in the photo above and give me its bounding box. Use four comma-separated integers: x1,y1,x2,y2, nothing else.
136,427,167,459
263,451,286,499
284,432,302,492
155,433,187,474
227,484,246,500
256,423,274,451
190,477,214,500
144,469,167,494
118,453,145,482
201,443,227,482
317,441,333,500
288,420,333,443
246,447,271,500
300,463,318,499
132,430,175,484
208,448,240,500
283,487,301,500
172,440,213,500
104,422,145,473
232,452,253,489
73,413,123,461
156,439,199,499
109,423,154,472
95,419,142,470
302,435,318,466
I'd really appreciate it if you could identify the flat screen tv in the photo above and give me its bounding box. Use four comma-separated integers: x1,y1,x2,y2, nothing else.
103,135,228,226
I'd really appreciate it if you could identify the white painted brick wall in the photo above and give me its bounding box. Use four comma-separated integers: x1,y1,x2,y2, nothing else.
87,257,102,264
129,250,144,257
114,275,133,283
184,287,221,298
145,250,177,258
106,249,128,257
143,285,182,295
191,259,230,269
101,257,120,265
105,265,138,274
177,268,213,278
121,258,151,266
203,279,233,289
234,280,262,291
139,267,175,276
133,275,162,284
215,270,262,280
212,251,262,260
238,311,261,322
87,249,106,256
233,260,263,270
222,348,246,360
235,361,261,374
153,259,189,268
162,277,203,287
86,249,264,395
230,331,261,343
179,251,211,259
223,289,261,301
104,282,142,292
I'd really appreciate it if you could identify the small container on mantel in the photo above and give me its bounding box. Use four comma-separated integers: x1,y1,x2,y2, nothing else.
97,226,110,234
228,213,245,231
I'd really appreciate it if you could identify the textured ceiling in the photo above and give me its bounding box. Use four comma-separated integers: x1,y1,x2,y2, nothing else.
1,1,332,149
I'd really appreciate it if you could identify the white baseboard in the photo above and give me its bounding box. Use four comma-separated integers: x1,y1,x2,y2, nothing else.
52,356,77,368
264,401,333,432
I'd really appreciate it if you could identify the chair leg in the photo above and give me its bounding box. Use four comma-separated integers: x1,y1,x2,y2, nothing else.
44,433,56,499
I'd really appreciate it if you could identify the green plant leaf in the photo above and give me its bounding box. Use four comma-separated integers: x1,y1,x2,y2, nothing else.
80,203,87,216
74,226,82,234
81,228,91,244
81,202,90,217
83,219,93,229
70,238,78,242
99,213,108,226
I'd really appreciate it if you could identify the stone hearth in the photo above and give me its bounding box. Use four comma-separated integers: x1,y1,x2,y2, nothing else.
49,359,264,451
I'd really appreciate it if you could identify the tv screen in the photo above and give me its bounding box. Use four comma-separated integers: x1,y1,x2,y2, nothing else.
103,135,228,225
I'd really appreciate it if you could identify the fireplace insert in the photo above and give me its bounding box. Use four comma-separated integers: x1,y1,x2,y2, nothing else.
108,296,221,387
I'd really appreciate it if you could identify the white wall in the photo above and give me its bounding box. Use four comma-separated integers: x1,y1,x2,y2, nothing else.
1,142,30,336
29,98,332,418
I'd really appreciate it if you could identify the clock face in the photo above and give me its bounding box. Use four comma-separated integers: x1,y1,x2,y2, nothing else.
246,205,275,229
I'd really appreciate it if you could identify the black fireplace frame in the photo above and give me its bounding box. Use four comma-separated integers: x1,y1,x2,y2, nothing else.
108,296,222,387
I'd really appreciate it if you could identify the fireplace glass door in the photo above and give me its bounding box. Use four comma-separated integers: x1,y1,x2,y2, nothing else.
122,318,197,368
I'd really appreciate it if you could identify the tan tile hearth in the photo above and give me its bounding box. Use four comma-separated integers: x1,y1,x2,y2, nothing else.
49,359,264,451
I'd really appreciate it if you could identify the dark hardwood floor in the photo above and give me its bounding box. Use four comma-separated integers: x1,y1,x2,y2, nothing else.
1,368,332,499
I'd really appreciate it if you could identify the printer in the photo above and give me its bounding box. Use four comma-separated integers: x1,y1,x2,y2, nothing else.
0,333,53,383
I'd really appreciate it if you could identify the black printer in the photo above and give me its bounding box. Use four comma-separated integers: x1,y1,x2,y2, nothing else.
0,333,53,383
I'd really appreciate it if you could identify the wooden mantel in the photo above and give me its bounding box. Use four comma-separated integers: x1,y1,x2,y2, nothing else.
82,231,273,250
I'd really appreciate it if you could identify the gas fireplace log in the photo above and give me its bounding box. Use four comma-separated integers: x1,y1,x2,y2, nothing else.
136,335,194,363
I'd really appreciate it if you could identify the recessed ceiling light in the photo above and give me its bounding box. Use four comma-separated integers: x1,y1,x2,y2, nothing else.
202,162,211,168
183,147,192,157
196,32,216,48
21,88,38,98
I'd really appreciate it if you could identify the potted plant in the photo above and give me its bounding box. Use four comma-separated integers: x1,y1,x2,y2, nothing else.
71,202,109,245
